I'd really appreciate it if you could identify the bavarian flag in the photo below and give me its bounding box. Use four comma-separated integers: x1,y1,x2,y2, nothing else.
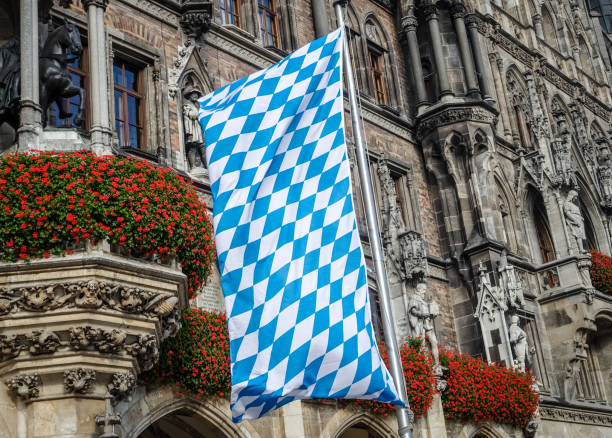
198,28,402,422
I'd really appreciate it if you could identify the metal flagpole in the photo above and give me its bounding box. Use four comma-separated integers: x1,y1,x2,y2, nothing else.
332,1,414,437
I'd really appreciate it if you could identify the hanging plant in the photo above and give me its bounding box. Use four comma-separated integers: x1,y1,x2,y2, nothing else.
439,350,539,428
0,151,216,297
590,249,612,295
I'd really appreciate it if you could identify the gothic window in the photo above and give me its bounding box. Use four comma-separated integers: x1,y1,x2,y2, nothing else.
368,48,386,105
258,0,279,48
506,69,534,148
113,60,144,148
533,200,555,263
220,0,240,26
345,5,367,94
364,19,395,108
541,6,559,50
587,0,612,33
50,46,89,130
581,202,599,251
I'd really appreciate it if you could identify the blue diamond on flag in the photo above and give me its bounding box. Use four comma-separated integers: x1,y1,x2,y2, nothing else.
198,27,402,422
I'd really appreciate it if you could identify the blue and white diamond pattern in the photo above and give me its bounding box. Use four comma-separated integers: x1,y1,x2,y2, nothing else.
199,28,401,422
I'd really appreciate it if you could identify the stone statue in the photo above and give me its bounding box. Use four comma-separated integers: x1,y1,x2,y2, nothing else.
407,282,440,368
598,150,612,208
182,87,206,170
508,315,529,373
497,249,525,309
563,189,586,253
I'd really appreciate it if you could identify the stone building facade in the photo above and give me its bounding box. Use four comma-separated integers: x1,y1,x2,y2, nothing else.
0,0,611,437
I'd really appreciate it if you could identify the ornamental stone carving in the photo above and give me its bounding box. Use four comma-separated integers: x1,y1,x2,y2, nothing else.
108,372,136,402
417,106,497,137
5,374,41,400
497,250,526,309
96,329,127,354
69,326,101,350
64,368,96,394
0,334,19,360
28,329,61,355
180,0,213,41
0,281,179,323
125,335,159,371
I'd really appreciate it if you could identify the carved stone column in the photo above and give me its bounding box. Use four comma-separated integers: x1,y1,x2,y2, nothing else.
450,3,479,98
18,0,43,150
0,242,187,437
401,14,428,109
423,4,452,98
466,14,494,103
311,0,329,39
489,53,512,139
84,0,113,155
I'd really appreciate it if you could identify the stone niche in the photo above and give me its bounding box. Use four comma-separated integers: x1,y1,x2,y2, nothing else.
0,241,188,438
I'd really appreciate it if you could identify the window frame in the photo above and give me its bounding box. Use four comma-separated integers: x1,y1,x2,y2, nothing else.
258,0,279,47
220,0,240,27
368,45,387,106
113,60,145,149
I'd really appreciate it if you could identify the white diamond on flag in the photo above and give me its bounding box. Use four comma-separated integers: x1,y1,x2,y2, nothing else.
198,27,402,422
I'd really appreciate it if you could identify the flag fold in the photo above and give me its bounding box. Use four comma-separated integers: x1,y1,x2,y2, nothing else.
199,28,401,422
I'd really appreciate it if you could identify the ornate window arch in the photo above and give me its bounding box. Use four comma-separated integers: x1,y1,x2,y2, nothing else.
363,16,396,107
344,4,368,95
540,5,559,50
526,187,556,264
506,67,535,148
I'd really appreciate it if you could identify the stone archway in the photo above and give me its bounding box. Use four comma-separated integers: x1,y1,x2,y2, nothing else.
138,407,230,438
120,385,260,438
337,423,384,438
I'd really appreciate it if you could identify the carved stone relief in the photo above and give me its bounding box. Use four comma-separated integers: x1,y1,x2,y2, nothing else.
5,374,41,400
0,281,180,336
64,368,96,394
108,371,136,403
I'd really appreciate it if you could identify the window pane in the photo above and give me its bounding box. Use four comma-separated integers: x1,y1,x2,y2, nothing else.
128,125,140,148
114,91,124,121
113,64,123,86
116,120,124,145
127,95,138,125
124,66,137,91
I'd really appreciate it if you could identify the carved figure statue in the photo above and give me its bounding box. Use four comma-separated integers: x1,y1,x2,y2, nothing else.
0,22,85,134
563,189,586,253
497,249,525,309
183,87,206,169
598,150,612,208
407,282,440,368
40,21,86,127
508,315,530,373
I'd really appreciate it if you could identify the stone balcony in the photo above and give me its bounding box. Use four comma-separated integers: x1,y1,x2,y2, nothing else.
0,241,188,438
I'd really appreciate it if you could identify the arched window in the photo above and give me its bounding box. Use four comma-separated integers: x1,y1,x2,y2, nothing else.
528,189,555,264
506,68,535,148
364,18,392,107
345,5,367,94
541,6,559,50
